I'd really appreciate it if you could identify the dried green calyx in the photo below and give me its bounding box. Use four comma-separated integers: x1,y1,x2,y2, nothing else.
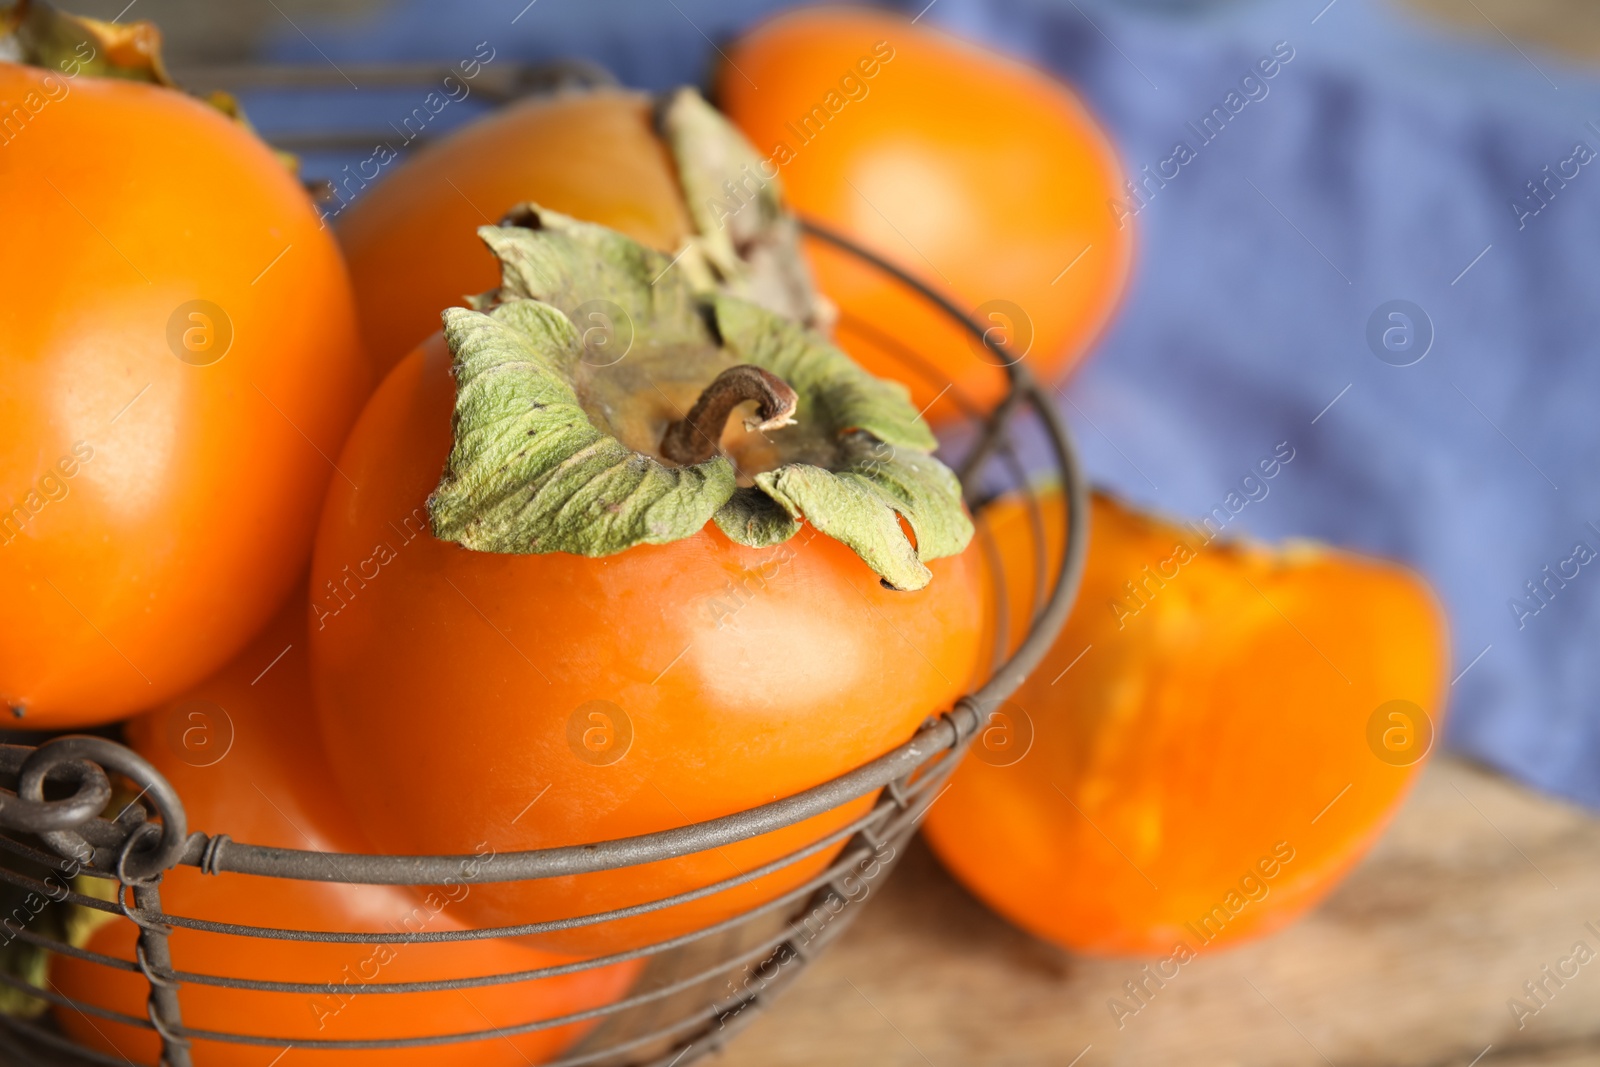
1,0,293,169
2,0,173,83
428,207,972,591
657,86,830,331
0,785,124,1020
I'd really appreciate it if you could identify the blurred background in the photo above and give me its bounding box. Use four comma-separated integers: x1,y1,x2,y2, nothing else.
56,0,1600,1062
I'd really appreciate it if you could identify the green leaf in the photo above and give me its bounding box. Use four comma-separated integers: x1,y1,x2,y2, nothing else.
475,213,709,351
755,434,975,591
713,487,802,548
836,433,974,562
4,0,173,84
429,301,737,556
431,212,971,589
658,86,825,328
1,1,294,169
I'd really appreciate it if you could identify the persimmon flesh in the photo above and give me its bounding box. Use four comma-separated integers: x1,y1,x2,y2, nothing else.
923,489,1449,955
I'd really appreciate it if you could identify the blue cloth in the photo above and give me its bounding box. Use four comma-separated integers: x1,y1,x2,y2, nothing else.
254,0,1600,808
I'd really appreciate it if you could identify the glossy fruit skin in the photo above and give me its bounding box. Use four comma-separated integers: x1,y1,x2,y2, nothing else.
53,590,639,1066
306,337,984,955
336,89,694,380
718,7,1133,419
0,64,368,727
923,490,1448,955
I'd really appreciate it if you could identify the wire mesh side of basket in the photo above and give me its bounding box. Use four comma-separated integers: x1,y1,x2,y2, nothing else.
0,222,1090,1067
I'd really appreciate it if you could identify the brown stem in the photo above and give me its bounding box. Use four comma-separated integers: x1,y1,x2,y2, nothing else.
661,364,798,466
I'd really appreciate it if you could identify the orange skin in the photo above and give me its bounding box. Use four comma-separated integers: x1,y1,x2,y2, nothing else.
0,63,368,727
307,337,984,955
922,490,1449,955
52,592,641,1066
336,90,693,380
718,7,1134,420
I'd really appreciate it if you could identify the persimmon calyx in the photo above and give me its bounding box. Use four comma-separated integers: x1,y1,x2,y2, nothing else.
1,0,297,171
429,206,972,591
0,783,124,1019
2,0,173,84
656,86,831,332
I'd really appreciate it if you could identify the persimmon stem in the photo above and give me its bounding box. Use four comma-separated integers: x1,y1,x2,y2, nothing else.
661,364,798,465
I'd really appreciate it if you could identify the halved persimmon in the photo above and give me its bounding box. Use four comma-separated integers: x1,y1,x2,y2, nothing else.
923,488,1449,955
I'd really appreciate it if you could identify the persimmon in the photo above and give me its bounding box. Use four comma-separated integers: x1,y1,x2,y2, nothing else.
338,85,822,380
309,212,982,955
52,591,641,1066
717,7,1133,419
0,3,369,727
922,488,1448,955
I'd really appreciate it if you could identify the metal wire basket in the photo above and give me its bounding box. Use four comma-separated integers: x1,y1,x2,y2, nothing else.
0,207,1088,1064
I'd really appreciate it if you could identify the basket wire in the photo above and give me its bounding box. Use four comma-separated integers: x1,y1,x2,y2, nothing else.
0,211,1090,1066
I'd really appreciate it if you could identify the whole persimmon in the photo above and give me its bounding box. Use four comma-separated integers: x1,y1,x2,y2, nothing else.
338,85,822,379
0,4,369,727
718,7,1133,419
52,591,641,1066
923,488,1448,955
309,211,982,955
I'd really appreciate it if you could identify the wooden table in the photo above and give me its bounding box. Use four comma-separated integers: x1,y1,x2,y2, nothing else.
1397,0,1600,64
714,756,1600,1066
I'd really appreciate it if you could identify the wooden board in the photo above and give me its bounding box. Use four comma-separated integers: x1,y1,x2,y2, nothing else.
714,756,1600,1066
1396,0,1600,64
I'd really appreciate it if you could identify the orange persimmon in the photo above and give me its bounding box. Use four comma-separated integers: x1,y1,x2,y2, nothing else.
923,488,1448,955
309,211,983,955
336,85,821,381
0,10,369,727
337,88,693,378
53,592,641,1066
718,7,1133,419
309,338,981,956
